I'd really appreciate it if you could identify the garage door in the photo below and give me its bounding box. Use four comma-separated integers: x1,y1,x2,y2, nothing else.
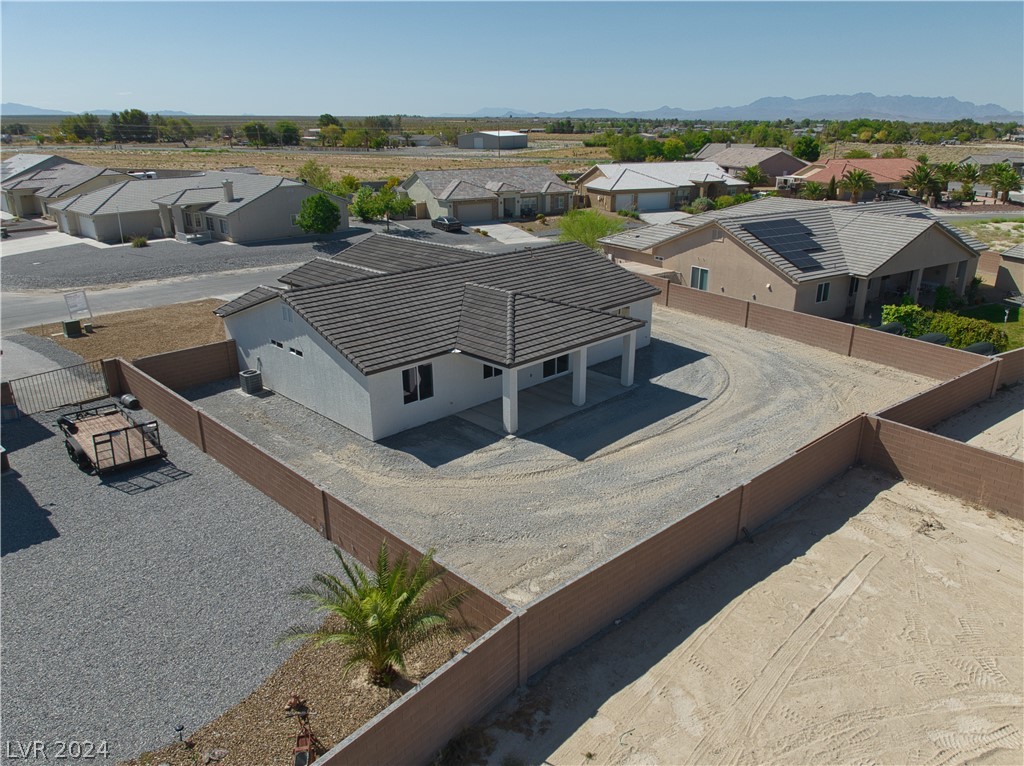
456,202,493,223
614,193,634,211
79,216,98,240
636,191,671,211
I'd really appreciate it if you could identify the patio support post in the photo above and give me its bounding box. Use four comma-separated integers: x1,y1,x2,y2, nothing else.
502,367,519,434
943,261,961,295
621,331,636,387
171,206,186,238
909,268,924,302
571,347,588,406
852,277,869,322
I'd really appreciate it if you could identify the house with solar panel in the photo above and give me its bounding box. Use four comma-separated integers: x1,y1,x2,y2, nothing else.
599,197,983,322
215,235,660,440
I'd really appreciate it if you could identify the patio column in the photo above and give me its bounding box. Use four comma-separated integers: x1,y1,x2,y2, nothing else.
158,206,173,238
571,347,588,406
171,206,186,237
943,262,960,295
620,331,637,387
852,277,869,322
909,268,924,302
502,367,519,435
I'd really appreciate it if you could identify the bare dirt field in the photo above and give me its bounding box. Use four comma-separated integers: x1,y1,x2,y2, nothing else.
931,383,1023,460
187,305,936,606
478,467,1024,766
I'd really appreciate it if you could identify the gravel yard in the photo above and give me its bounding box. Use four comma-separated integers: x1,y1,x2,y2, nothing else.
0,401,342,761
186,305,937,606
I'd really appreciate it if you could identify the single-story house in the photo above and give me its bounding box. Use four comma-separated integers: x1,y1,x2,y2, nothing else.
576,162,748,213
693,143,756,160
779,158,918,200
457,131,528,150
401,167,574,222
599,197,982,321
390,134,442,147
1,153,76,184
961,151,1024,178
978,243,1023,295
693,146,807,183
50,172,349,244
1,163,133,218
215,234,659,440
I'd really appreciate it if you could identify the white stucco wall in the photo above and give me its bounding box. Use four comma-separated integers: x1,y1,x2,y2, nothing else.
224,299,374,438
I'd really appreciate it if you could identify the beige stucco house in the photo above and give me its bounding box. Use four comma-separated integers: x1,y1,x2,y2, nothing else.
49,171,349,244
1,163,134,218
401,167,574,223
576,162,748,213
599,197,983,321
695,146,808,184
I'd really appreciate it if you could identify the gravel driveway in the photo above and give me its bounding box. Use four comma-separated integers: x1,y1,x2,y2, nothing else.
185,305,936,606
0,402,344,760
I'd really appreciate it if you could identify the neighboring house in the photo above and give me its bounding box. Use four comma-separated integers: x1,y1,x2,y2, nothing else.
780,158,918,199
0,153,75,184
215,235,659,440
50,172,349,244
576,162,748,213
401,166,574,222
695,146,807,183
391,134,443,147
599,197,982,321
457,131,528,150
693,143,756,160
961,151,1024,179
978,243,1023,295
1,164,133,218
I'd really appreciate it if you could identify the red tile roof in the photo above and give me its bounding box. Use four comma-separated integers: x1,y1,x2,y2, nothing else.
797,158,918,184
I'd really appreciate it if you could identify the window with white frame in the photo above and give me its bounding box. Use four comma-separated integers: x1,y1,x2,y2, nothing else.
816,282,831,303
402,364,434,404
483,364,502,379
219,219,228,234
289,347,303,357
206,217,214,231
691,266,709,291
271,339,283,348
542,354,569,378
711,228,724,242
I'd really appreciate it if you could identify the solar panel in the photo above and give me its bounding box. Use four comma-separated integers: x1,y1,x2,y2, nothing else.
741,219,825,271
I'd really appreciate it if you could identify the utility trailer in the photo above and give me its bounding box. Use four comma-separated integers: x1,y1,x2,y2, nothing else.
57,404,167,475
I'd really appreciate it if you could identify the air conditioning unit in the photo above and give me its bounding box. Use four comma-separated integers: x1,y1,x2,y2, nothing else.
239,369,263,394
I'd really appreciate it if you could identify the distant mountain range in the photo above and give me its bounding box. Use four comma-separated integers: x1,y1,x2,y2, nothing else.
1,102,192,117
445,93,1023,123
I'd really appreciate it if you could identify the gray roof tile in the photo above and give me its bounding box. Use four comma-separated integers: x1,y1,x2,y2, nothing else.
214,285,283,317
409,166,572,200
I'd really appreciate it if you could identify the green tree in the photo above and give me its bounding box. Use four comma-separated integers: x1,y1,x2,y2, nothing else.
661,137,687,161
792,136,821,162
800,181,827,200
297,159,333,190
375,186,413,231
349,185,378,222
984,163,1022,202
280,543,464,687
295,193,341,235
107,108,153,143
557,209,625,250
934,162,960,184
880,144,908,158
957,164,980,184
275,120,300,146
826,175,839,200
241,121,273,147
739,165,768,189
903,163,940,200
843,148,873,159
318,113,340,128
839,168,875,203
321,124,345,147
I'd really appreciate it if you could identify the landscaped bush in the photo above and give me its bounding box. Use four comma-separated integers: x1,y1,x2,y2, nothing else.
714,195,736,209
616,209,640,219
933,285,954,312
927,312,1009,352
690,196,714,213
881,301,930,337
131,236,148,248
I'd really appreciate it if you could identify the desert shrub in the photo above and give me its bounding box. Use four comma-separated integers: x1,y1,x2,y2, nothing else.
881,301,931,337
131,236,148,248
616,209,640,219
536,213,546,224
714,195,736,209
929,312,1009,351
690,196,714,213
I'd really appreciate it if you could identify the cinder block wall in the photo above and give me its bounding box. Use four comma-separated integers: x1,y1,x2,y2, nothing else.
133,341,239,391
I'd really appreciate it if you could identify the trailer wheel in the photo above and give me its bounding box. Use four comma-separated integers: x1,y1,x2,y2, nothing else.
66,441,89,471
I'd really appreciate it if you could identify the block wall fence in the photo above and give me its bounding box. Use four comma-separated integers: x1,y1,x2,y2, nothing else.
109,288,1022,764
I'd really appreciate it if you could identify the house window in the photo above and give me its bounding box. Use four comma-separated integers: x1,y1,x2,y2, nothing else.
289,347,303,357
271,339,283,348
848,277,860,296
711,228,724,241
555,196,565,210
206,217,214,231
691,266,709,291
402,364,434,404
219,219,228,234
816,282,831,303
291,213,299,226
483,364,503,379
542,354,569,378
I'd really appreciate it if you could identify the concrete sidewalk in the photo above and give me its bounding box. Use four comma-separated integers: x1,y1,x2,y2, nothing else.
1,230,117,257
472,223,544,246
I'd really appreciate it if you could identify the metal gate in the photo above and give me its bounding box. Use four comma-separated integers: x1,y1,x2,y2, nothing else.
6,360,108,415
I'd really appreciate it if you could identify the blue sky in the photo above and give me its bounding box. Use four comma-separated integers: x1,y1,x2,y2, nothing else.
2,1,1022,116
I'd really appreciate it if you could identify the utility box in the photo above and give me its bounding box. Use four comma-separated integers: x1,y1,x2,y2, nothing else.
62,319,83,338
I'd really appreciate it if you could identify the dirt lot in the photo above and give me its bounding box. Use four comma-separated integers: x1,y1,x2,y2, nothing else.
932,383,1024,460
187,304,936,606
477,467,1024,765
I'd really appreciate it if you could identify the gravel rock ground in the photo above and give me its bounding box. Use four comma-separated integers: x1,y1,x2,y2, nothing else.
0,401,344,761
3,330,88,368
185,305,936,606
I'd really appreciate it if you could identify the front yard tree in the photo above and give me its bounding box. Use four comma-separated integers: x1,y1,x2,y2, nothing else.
792,136,821,162
275,120,300,146
903,163,940,201
280,543,465,688
839,168,875,203
320,124,344,147
376,186,413,231
800,181,827,200
985,163,1022,202
241,121,274,147
740,165,768,189
349,186,378,222
298,159,333,190
557,209,625,251
295,193,341,236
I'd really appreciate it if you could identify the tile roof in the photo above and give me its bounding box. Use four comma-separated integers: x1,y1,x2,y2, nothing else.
583,162,747,192
48,171,306,216
599,224,688,250
795,158,918,185
699,147,805,170
4,163,128,197
1003,243,1024,260
618,197,982,283
1,153,75,182
408,167,573,201
693,143,756,160
278,258,384,289
962,151,1024,166
214,285,283,317
219,236,659,374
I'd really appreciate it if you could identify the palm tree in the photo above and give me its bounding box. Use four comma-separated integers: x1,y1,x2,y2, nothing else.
799,181,827,200
934,162,960,184
839,168,876,203
957,164,980,185
984,163,1022,203
903,162,939,200
280,543,465,687
739,165,768,189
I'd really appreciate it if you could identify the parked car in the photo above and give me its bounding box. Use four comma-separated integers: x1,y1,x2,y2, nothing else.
432,216,462,232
